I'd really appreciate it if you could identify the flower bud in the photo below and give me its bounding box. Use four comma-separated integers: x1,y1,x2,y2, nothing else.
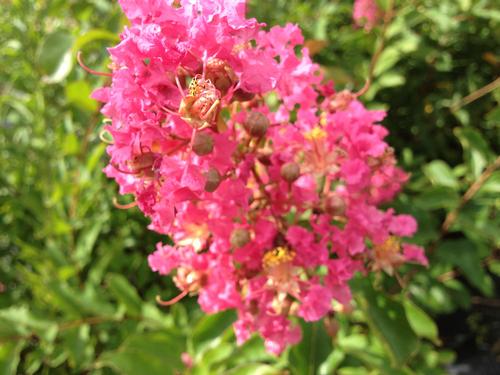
324,194,346,216
280,162,300,183
230,228,251,248
205,57,238,95
244,111,269,138
192,132,214,156
204,167,221,192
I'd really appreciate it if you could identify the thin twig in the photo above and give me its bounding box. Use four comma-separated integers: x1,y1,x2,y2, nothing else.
450,77,500,112
441,155,500,233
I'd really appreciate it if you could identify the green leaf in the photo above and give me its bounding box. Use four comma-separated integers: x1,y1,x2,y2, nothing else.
352,278,419,366
289,320,333,375
478,171,500,194
37,30,74,83
488,260,500,276
0,341,24,375
423,160,459,189
191,310,236,352
98,331,185,375
74,216,106,266
72,29,120,52
403,300,439,344
61,133,80,156
337,367,371,375
223,364,282,375
61,325,94,370
454,128,493,178
65,80,98,112
318,349,345,375
414,186,460,210
377,72,406,88
193,342,233,372
223,335,276,369
437,239,493,296
374,47,401,77
106,273,143,317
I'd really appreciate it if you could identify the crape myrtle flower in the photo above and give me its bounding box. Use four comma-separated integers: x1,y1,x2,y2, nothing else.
84,0,427,355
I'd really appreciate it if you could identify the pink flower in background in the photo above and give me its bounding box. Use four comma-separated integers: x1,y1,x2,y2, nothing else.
353,0,381,31
86,0,425,355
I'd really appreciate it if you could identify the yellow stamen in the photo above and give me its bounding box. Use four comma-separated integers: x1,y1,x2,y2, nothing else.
188,77,198,96
374,236,400,257
304,127,327,141
263,246,295,269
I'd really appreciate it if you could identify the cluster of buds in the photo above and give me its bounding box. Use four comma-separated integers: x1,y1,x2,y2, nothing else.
88,0,427,355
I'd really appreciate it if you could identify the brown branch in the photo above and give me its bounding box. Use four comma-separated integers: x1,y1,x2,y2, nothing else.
450,77,500,112
441,155,500,233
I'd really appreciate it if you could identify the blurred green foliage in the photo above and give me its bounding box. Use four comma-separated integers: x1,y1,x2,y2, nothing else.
1,0,498,374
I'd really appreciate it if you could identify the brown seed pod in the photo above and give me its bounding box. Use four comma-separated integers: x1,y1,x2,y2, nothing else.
204,167,221,192
280,162,300,183
192,132,214,156
230,228,251,248
244,111,269,138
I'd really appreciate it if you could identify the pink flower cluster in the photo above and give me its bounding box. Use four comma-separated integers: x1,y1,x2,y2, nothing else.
90,0,427,355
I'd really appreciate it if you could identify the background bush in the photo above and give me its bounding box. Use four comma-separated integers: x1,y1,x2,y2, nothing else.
1,0,498,374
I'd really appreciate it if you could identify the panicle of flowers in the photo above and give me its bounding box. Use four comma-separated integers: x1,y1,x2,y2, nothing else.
87,0,427,355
